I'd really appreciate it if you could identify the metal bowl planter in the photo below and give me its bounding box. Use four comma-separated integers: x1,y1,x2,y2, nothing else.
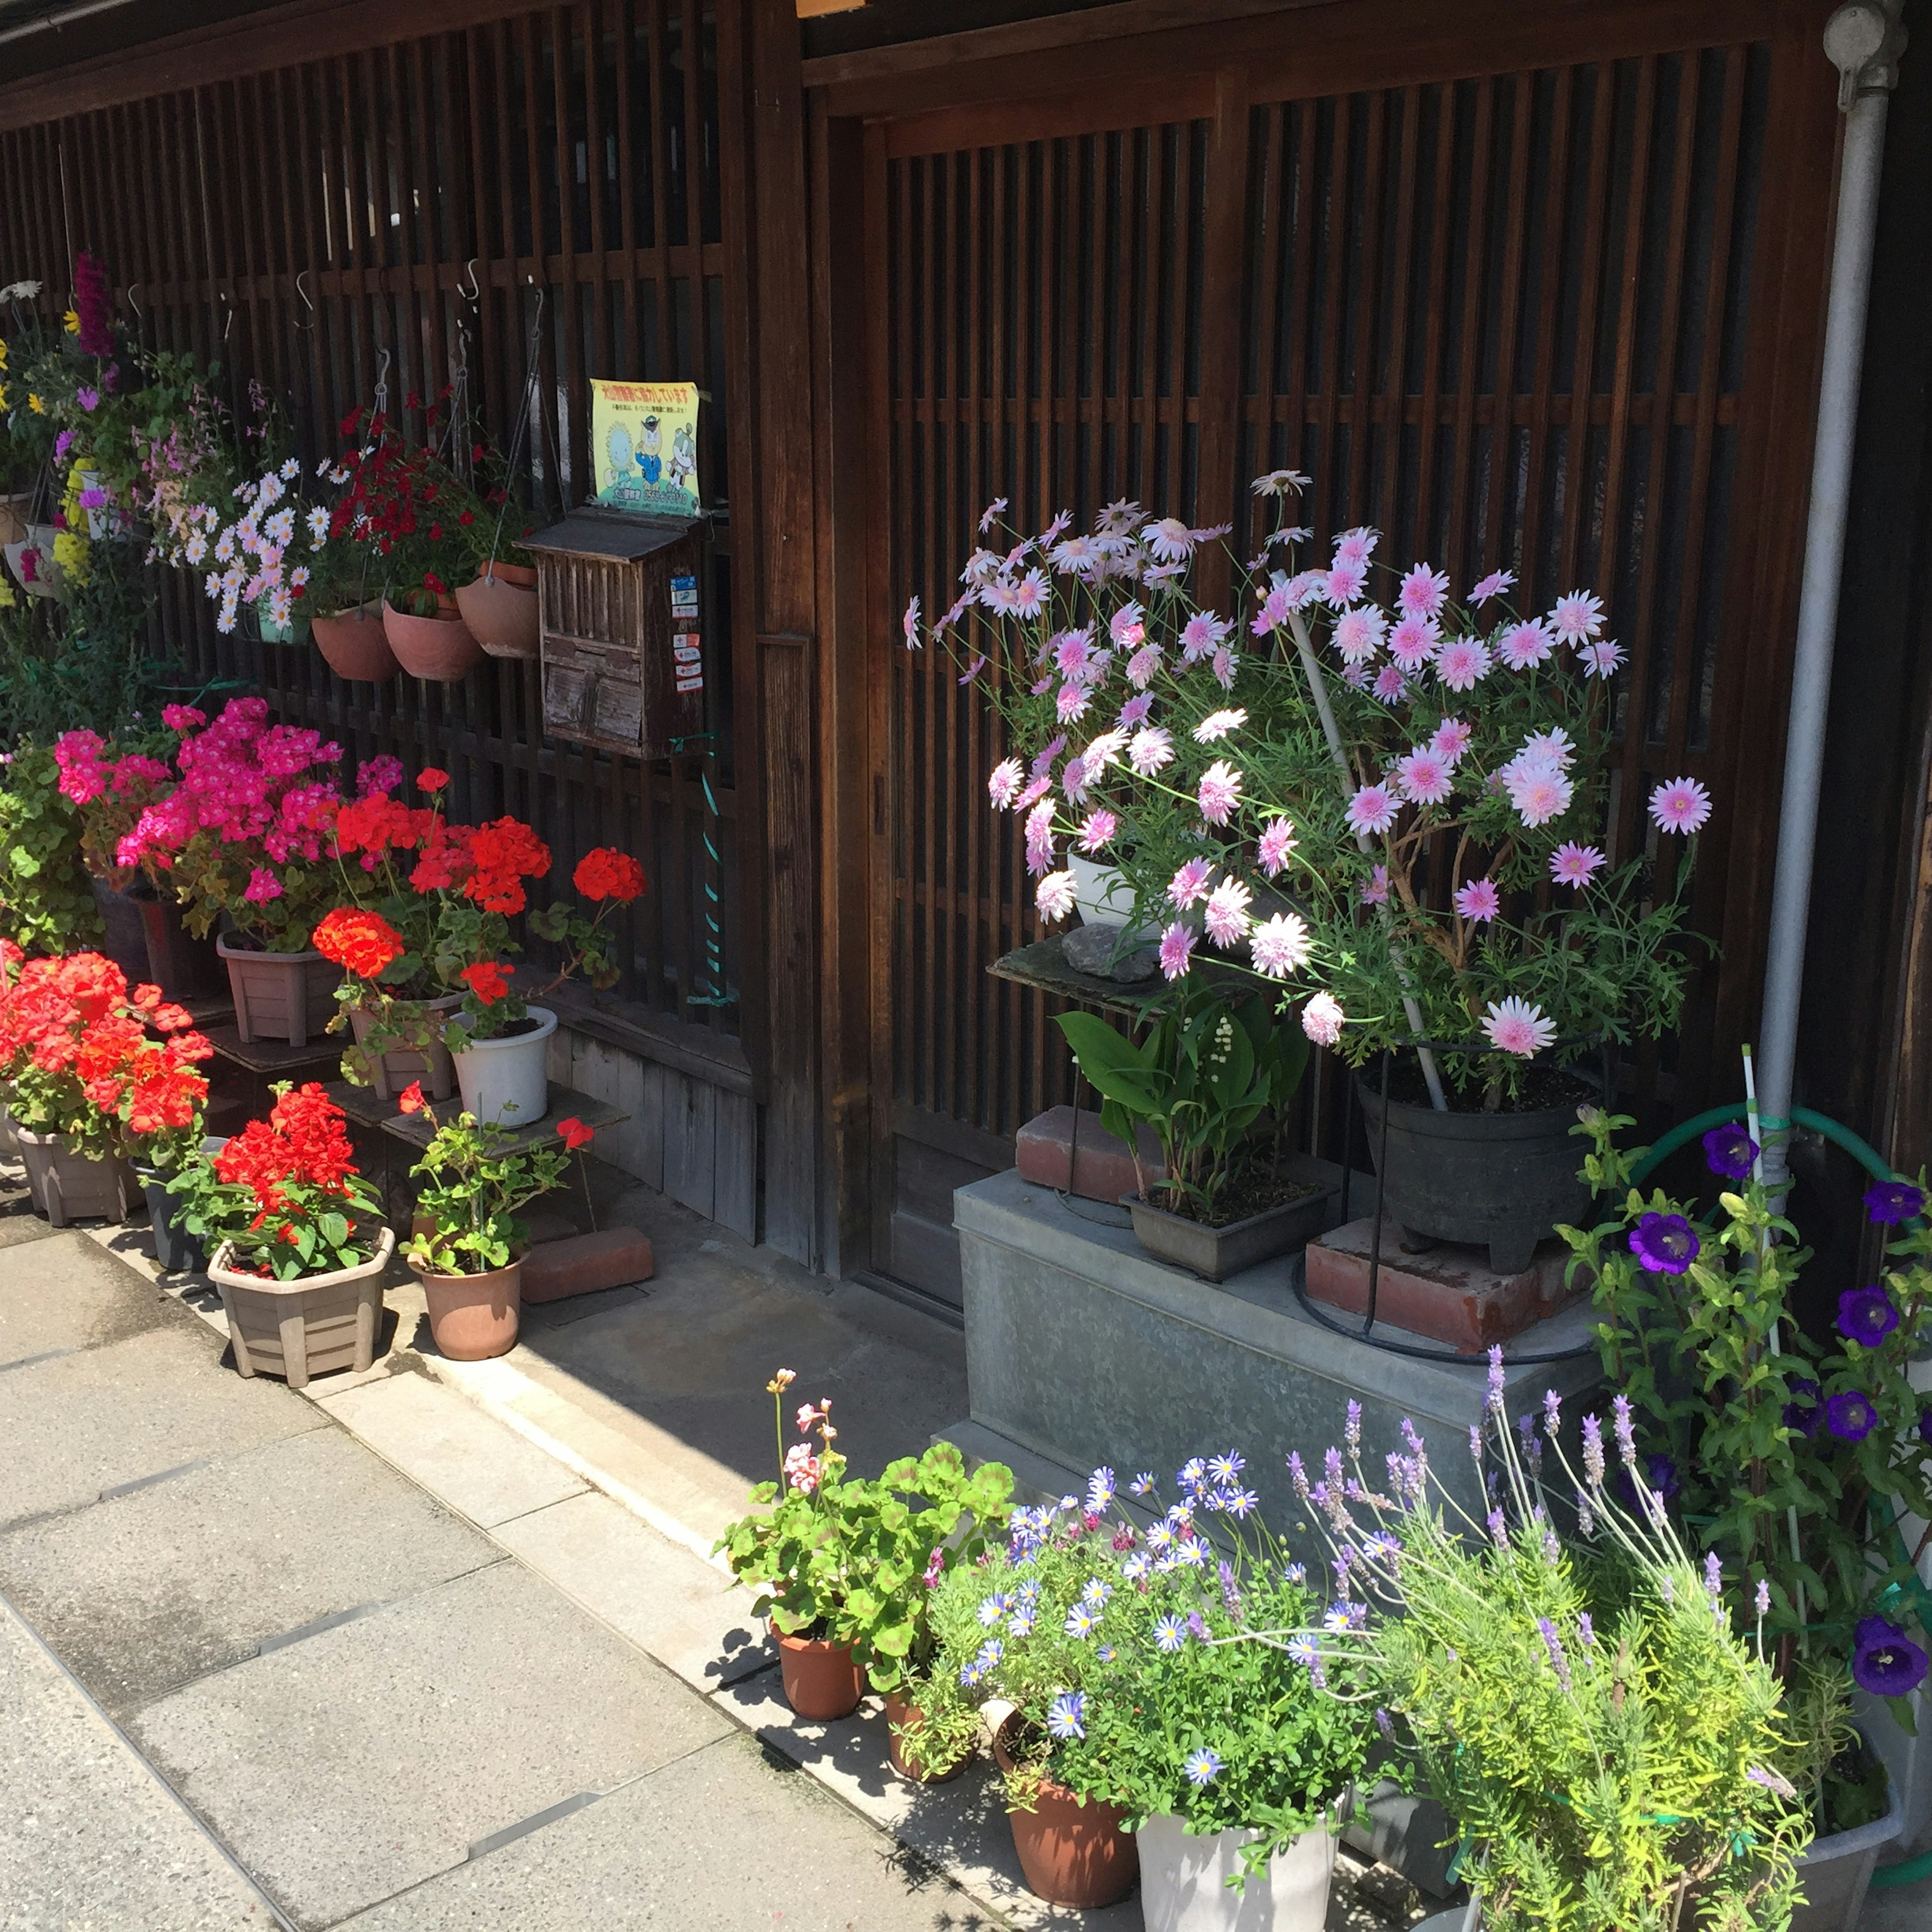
216,934,341,1046
208,1225,394,1388
1125,1182,1337,1282
381,598,483,681
1137,1814,1340,1932
16,1128,136,1226
453,564,540,659
312,602,400,682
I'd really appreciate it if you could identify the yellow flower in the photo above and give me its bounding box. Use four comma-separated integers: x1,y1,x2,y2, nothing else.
52,528,88,583
62,308,78,335
0,385,8,411
0,339,9,366
27,393,43,414
0,577,14,609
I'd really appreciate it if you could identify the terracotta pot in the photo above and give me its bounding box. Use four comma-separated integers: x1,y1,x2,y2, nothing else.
313,603,400,682
382,598,483,681
453,569,540,659
995,1712,1138,1907
209,1227,394,1388
347,992,462,1102
775,1630,864,1720
410,1254,522,1361
16,1128,136,1227
886,1690,964,1785
216,935,342,1046
489,560,538,588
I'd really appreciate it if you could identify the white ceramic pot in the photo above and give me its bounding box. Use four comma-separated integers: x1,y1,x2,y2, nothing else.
1066,854,1138,928
449,1004,557,1127
1138,1815,1339,1932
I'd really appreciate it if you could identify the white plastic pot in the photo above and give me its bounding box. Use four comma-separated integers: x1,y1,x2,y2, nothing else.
449,1004,557,1127
1138,1815,1339,1932
1066,854,1138,928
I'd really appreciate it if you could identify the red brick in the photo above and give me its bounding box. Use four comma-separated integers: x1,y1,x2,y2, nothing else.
1303,1217,1589,1354
1015,1106,1167,1204
521,1227,655,1303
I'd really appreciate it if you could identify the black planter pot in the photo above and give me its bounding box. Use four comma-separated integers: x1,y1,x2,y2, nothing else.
135,1137,226,1275
88,874,152,987
136,896,224,1001
1355,1074,1595,1275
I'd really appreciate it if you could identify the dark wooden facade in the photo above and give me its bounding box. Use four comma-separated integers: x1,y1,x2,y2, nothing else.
4,0,1926,1314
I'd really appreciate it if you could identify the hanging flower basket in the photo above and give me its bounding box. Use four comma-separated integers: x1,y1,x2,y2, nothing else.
454,566,539,659
312,602,400,682
382,598,482,681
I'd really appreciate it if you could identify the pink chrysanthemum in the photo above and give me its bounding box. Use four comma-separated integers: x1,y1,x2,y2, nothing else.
988,757,1023,809
1126,643,1163,688
1333,606,1386,665
1168,857,1215,910
1301,991,1345,1047
1055,629,1094,678
1396,749,1454,806
1181,612,1230,661
1550,589,1605,644
1129,727,1174,776
1346,782,1399,835
1078,810,1119,854
1398,564,1451,620
1159,921,1197,982
1325,558,1368,606
1333,527,1378,569
1197,760,1243,826
1649,776,1712,835
1388,614,1439,671
1361,864,1390,905
1056,683,1091,723
1579,638,1625,679
1482,996,1557,1059
1432,716,1473,764
1035,870,1076,923
1455,877,1501,923
1192,707,1247,744
1435,636,1490,691
1257,817,1298,876
1251,912,1311,978
1498,619,1555,670
1204,879,1254,948
1469,568,1515,604
1506,765,1573,828
1550,842,1606,887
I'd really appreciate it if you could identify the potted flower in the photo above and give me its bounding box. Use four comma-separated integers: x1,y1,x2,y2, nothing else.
1275,1364,1816,1932
714,1371,1015,1737
913,479,1707,1275
168,1081,393,1387
1055,982,1326,1278
394,1082,585,1359
449,436,541,659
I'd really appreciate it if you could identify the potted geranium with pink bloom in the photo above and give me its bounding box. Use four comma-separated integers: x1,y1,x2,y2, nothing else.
911,473,1708,1275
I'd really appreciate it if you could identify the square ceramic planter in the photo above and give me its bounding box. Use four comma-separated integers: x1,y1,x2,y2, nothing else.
1138,1815,1339,1932
16,1128,136,1227
1125,1181,1338,1281
208,1226,395,1388
216,934,342,1046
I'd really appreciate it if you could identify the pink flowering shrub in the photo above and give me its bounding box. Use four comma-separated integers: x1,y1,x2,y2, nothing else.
910,475,1708,1099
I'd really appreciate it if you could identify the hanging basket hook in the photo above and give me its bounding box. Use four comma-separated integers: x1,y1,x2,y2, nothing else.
293,269,316,333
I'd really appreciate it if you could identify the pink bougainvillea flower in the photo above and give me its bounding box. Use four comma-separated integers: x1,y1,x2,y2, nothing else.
1324,558,1368,606
1333,527,1378,569
988,757,1024,809
1373,664,1408,703
1469,568,1516,604
1203,880,1254,948
1388,614,1439,671
1346,782,1399,835
1550,842,1606,887
1196,762,1243,826
1301,991,1345,1046
1159,921,1197,982
1361,864,1390,905
1435,636,1490,691
1505,764,1573,828
1649,776,1712,835
1579,638,1626,679
1398,564,1451,620
1482,996,1557,1059
1251,911,1311,978
1168,857,1215,909
1192,707,1246,744
1396,749,1454,806
1035,870,1076,923
1257,817,1298,876
1550,589,1606,644
1455,877,1501,923
1333,606,1386,665
1498,619,1555,670
1431,716,1473,764
1077,809,1118,853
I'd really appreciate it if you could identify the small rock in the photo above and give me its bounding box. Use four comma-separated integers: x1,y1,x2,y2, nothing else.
1061,923,1158,982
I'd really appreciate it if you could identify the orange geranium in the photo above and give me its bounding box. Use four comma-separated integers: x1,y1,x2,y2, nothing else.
572,847,647,904
313,907,408,980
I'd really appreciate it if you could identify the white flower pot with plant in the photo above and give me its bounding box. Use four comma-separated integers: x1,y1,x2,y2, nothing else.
1138,1813,1340,1932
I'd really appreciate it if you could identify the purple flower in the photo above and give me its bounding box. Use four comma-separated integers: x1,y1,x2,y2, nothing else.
75,385,99,412
1486,1344,1505,1414
1864,1180,1926,1226
1629,1212,1700,1275
1702,1123,1759,1181
1486,1509,1508,1550
1581,1414,1605,1487
1837,1286,1901,1349
53,429,75,462
1538,1618,1573,1691
1617,1454,1680,1511
1577,1613,1595,1648
1826,1391,1879,1443
1920,1408,1932,1450
1853,1616,1929,1698
1783,1379,1823,1438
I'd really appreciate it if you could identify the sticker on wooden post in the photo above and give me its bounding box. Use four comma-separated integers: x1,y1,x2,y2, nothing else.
591,379,701,517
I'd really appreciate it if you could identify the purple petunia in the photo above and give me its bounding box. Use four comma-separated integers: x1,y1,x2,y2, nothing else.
1838,1286,1901,1349
1616,1453,1681,1512
1853,1616,1930,1699
1826,1391,1879,1443
1629,1212,1700,1275
1865,1179,1926,1226
1702,1123,1759,1181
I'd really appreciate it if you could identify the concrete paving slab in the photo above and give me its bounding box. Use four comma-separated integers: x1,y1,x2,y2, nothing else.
316,1367,589,1527
0,1595,276,1932
0,1319,320,1533
488,1488,769,1692
0,1426,502,1718
335,1730,992,1932
131,1558,734,1930
0,1200,61,1249
0,1228,182,1367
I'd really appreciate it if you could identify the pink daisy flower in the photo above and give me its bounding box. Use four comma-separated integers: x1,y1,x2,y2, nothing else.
1324,558,1368,606
1469,568,1515,604
1398,564,1451,620
957,655,988,685
1029,675,1054,696
982,579,1020,616
1168,857,1215,909
1056,683,1091,723
1109,602,1146,649
1060,754,1090,803
1498,619,1555,670
1126,643,1163,688
1333,606,1386,665
1078,809,1118,853
1482,996,1557,1059
1301,991,1345,1046
1117,692,1153,727
1211,649,1238,691
1284,569,1326,608
1649,776,1712,835
1435,636,1490,691
1129,727,1174,776
1455,877,1501,923
1197,760,1243,825
1250,585,1292,639
1257,816,1298,876
1024,799,1056,875
1142,517,1195,564
1181,612,1230,661
1159,921,1197,982
1333,527,1378,568
1010,569,1049,618
1396,748,1454,806
1035,870,1076,923
1550,842,1606,887
1550,589,1605,644
1192,707,1247,743
1251,912,1311,978
1579,638,1625,679
1014,775,1053,813
1346,782,1399,835
1361,864,1390,905
1030,736,1067,776
987,757,1023,809
979,496,1008,533
1055,629,1094,678
1204,879,1254,948
902,595,922,647
1373,664,1409,703
1520,727,1574,770
1506,765,1573,828
1388,614,1439,671
1431,716,1473,764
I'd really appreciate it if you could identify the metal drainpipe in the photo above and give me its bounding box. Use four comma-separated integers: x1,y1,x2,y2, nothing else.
1755,1,1908,1198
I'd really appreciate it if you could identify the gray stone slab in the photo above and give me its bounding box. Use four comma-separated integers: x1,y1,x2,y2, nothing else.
0,1229,179,1367
317,1368,589,1527
131,1558,733,1929
0,1202,61,1250
336,1730,994,1931
0,1320,319,1533
0,1426,502,1717
0,1596,273,1932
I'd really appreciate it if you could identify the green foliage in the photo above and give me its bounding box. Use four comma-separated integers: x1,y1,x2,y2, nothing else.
0,742,101,954
0,553,162,750
403,1098,573,1276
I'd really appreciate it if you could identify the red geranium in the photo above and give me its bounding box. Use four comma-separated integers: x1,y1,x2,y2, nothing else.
572,848,647,905
313,908,407,980
459,960,510,1005
557,1116,595,1151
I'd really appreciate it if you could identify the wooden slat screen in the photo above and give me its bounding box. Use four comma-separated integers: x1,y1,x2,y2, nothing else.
0,1,741,1035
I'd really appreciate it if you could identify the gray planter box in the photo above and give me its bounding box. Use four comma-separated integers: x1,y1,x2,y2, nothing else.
1127,1182,1337,1281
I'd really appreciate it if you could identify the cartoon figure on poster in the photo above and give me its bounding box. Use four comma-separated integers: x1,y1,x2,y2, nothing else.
591,379,701,517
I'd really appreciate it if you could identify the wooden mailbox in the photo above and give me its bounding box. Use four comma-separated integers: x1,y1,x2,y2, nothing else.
524,510,706,758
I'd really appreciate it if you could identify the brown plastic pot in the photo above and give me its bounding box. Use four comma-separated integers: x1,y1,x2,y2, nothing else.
886,1691,964,1785
208,1227,394,1388
312,603,400,682
410,1254,522,1360
995,1713,1138,1907
383,598,483,681
347,992,462,1102
454,569,540,659
775,1630,864,1720
217,935,341,1046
